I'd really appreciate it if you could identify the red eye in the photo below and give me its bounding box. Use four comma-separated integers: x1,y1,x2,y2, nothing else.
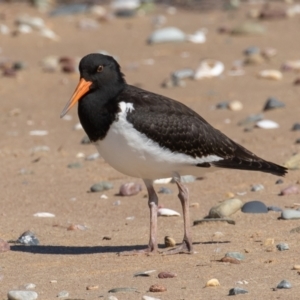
97,65,104,72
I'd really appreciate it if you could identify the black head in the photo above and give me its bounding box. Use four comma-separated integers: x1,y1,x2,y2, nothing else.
79,53,126,90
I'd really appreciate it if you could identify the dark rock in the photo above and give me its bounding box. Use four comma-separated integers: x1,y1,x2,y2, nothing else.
67,162,82,169
295,138,300,144
158,187,172,194
17,231,39,245
275,179,283,184
267,205,282,212
263,97,285,111
215,102,229,109
291,123,300,131
276,243,289,251
229,287,248,295
90,181,113,192
277,279,292,289
241,200,268,213
244,46,260,56
81,135,91,144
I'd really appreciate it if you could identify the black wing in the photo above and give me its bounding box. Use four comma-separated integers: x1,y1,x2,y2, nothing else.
118,85,287,177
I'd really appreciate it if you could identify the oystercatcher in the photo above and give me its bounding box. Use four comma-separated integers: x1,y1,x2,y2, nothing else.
61,53,287,254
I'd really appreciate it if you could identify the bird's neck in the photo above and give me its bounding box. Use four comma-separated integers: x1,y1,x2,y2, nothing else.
78,83,126,142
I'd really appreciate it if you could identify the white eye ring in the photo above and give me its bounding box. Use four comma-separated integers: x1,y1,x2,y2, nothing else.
97,65,104,72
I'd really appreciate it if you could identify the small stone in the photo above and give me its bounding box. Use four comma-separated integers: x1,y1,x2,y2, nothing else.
172,175,196,183
85,153,100,161
281,209,300,220
264,238,275,246
208,198,243,218
279,185,299,196
86,285,99,290
276,243,289,251
231,22,266,35
149,284,167,292
67,224,87,231
113,200,121,206
263,97,285,111
0,238,10,252
29,130,48,136
17,231,39,245
158,271,177,278
215,102,228,109
90,181,113,192
7,291,38,300
291,123,300,131
267,206,282,212
238,114,264,126
67,162,82,169
220,257,241,264
193,218,235,225
194,60,224,80
295,138,300,144
158,187,172,194
284,153,300,170
229,287,248,295
190,202,199,208
258,70,283,80
33,212,55,217
292,265,300,270
225,252,245,261
276,179,284,184
205,279,220,287
74,123,83,130
108,296,118,300
172,68,194,81
147,27,186,44
57,290,69,298
102,236,111,240
119,182,142,196
134,270,156,277
277,280,292,289
164,236,176,248
241,201,268,214
244,53,265,65
30,146,50,154
228,101,243,111
251,184,264,192
81,135,91,144
142,296,161,300
24,283,36,290
108,287,138,293
294,78,300,85
244,46,260,56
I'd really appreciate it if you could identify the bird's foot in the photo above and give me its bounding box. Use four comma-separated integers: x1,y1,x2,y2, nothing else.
161,240,194,255
118,246,157,256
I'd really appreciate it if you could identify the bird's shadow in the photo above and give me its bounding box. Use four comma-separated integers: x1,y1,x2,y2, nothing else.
10,241,230,255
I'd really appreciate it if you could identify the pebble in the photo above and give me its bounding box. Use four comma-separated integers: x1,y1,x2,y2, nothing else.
17,231,39,245
295,138,300,144
194,218,235,225
277,280,292,289
85,153,100,161
29,130,48,136
242,200,268,213
228,101,243,111
49,4,89,16
154,178,172,184
67,162,82,169
57,291,69,298
108,296,118,300
178,175,196,183
81,135,91,144
164,236,176,248
86,285,99,290
16,16,45,30
33,212,55,219
231,22,266,35
251,184,264,192
187,29,206,44
244,53,265,65
284,153,300,169
208,198,243,218
292,265,300,270
276,243,289,251
228,287,248,295
113,200,121,206
281,209,300,220
205,278,220,287
294,78,300,85
108,287,138,293
40,56,59,72
238,114,264,126
258,70,283,80
282,60,300,72
78,18,99,30
256,120,279,129
142,296,161,300
291,123,300,131
244,46,260,56
225,252,245,261
158,271,177,278
134,270,156,277
279,185,299,196
74,123,83,130
149,284,167,292
263,97,285,111
7,291,38,300
119,182,142,196
220,257,240,264
276,179,284,184
0,238,10,252
158,208,180,217
24,283,36,290
67,224,87,231
158,187,172,194
90,181,113,192
267,206,282,212
215,102,228,110
290,226,300,233
194,59,224,80
148,27,186,44
172,68,194,81
30,146,50,154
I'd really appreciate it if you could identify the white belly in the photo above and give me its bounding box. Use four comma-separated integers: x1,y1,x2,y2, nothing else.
93,102,222,180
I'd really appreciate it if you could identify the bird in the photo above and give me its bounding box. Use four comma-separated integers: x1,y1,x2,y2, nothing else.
60,53,287,255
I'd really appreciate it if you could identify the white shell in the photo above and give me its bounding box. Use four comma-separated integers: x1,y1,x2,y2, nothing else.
187,30,206,44
73,123,83,130
142,296,161,300
29,130,48,136
194,59,224,80
154,178,172,184
148,27,186,44
258,70,282,80
158,208,180,217
33,212,55,217
256,120,279,129
111,0,140,11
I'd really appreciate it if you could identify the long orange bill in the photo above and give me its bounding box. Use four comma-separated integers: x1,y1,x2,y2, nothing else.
60,78,92,118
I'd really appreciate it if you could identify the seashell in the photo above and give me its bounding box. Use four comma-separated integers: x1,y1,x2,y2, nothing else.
194,59,224,80
16,24,32,34
0,238,10,252
16,15,45,30
142,296,161,300
164,236,176,248
149,284,167,292
41,56,59,72
279,185,299,196
220,256,240,264
258,70,282,80
67,224,87,231
205,278,220,287
0,24,9,34
119,182,142,196
158,208,180,217
29,130,48,136
86,285,99,290
108,287,138,293
154,178,172,184
292,265,300,270
187,29,206,44
134,270,156,277
33,212,55,217
158,271,177,278
74,123,83,130
111,0,140,11
256,120,279,129
228,100,243,111
281,60,300,72
39,28,60,41
148,27,186,44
